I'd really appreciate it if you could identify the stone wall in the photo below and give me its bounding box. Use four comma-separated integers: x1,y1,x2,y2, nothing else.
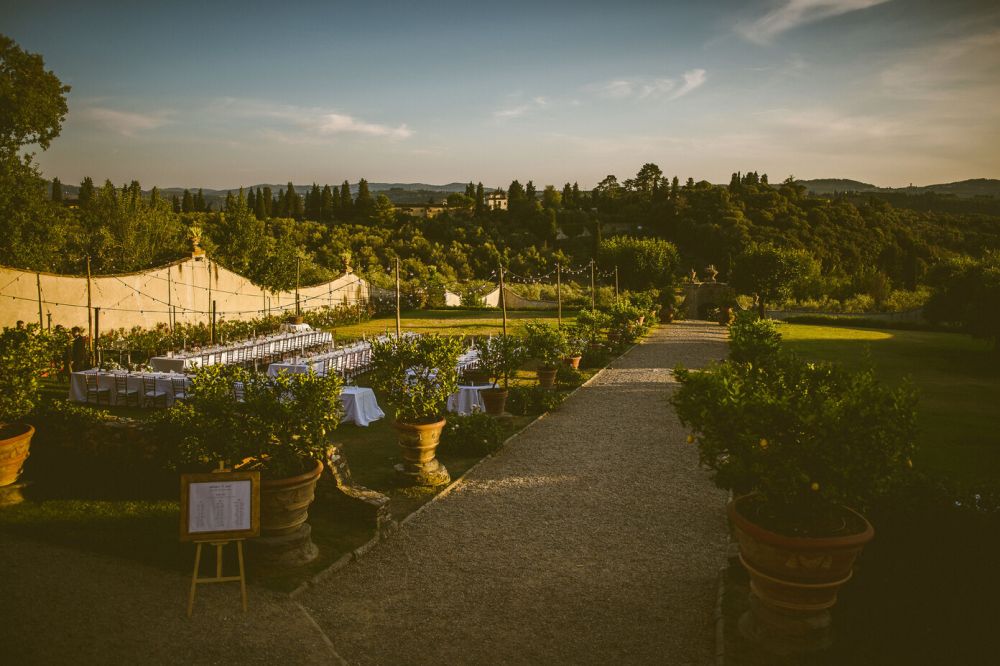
0,255,368,330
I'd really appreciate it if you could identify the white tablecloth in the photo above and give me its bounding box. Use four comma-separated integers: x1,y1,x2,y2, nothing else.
280,322,313,333
447,385,485,415
267,342,372,378
341,386,384,426
150,330,333,372
70,369,189,406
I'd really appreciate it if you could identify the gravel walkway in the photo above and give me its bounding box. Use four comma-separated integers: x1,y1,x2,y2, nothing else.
298,321,731,665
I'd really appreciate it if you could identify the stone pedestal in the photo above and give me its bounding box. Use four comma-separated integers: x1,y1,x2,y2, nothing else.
0,481,30,507
394,458,450,487
248,523,318,568
739,593,833,655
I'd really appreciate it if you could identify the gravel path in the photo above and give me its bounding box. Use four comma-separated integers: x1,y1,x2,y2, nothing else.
298,321,731,665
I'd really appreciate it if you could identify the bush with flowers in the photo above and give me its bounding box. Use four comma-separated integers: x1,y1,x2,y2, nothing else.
671,315,918,535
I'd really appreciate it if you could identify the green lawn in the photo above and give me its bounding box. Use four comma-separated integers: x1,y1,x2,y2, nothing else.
328,308,578,341
778,323,1000,486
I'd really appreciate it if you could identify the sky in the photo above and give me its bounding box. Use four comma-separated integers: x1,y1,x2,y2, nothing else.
4,0,999,189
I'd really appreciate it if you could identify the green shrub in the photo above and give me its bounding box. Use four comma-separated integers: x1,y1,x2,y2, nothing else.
556,364,585,388
728,311,782,365
672,354,918,535
507,385,566,416
439,412,509,457
0,327,51,425
477,334,526,388
370,334,465,423
520,322,569,368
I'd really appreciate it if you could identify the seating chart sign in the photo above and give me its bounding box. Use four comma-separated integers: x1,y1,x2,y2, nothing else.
180,471,260,542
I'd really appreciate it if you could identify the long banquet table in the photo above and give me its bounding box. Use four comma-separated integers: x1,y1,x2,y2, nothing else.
150,330,333,372
70,369,190,407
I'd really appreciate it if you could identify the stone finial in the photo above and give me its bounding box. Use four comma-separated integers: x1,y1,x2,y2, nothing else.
705,264,718,282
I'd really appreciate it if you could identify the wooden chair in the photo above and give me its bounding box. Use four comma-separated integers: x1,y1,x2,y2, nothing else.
85,372,111,406
142,376,169,408
113,373,139,407
171,377,189,402
232,383,245,402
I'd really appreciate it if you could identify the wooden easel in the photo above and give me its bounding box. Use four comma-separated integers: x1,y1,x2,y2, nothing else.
181,462,259,618
187,537,247,617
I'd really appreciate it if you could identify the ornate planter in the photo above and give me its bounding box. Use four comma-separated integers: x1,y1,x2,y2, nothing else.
729,495,874,654
394,419,449,486
536,367,558,389
564,355,582,370
480,388,508,416
250,458,324,567
0,423,34,487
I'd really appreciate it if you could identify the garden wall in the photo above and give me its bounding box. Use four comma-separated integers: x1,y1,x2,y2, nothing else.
0,254,368,330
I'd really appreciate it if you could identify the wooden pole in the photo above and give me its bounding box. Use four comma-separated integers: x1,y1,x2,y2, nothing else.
590,259,596,310
86,255,93,352
295,256,301,316
211,300,217,344
499,264,508,336
94,307,101,366
167,267,173,332
207,259,212,329
614,265,619,301
556,263,562,327
395,258,401,339
35,272,44,328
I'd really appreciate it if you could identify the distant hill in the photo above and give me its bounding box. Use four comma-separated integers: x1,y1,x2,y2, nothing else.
799,178,1000,198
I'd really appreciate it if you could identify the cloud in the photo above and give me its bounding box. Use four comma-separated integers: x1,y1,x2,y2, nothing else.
738,0,891,44
80,106,172,136
492,96,549,121
210,98,413,140
880,29,1000,101
671,69,707,99
585,69,706,102
316,113,412,138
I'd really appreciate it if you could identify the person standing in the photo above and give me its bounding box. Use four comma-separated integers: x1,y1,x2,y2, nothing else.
71,326,90,372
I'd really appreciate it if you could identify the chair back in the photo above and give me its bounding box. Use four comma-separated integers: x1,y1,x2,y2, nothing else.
114,373,129,393
171,377,187,399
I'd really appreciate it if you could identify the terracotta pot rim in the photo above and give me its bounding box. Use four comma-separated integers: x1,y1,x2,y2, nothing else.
0,423,34,441
728,494,874,548
261,458,323,489
481,387,508,396
393,418,447,432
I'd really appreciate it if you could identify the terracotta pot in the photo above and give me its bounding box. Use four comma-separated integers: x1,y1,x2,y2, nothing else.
564,355,582,369
0,423,34,487
536,367,558,388
481,388,508,416
260,458,324,537
729,495,874,653
637,315,645,325
394,419,449,486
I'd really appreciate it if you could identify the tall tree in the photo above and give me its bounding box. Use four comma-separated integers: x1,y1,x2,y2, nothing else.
275,187,287,217
634,163,663,195
171,194,180,213
354,178,374,217
181,189,193,213
0,35,71,155
475,182,485,215
730,243,812,317
51,176,62,202
78,176,95,208
320,184,335,222
262,186,273,217
525,180,537,202
194,188,206,212
246,187,256,215
339,180,352,218
561,183,573,208
287,182,304,218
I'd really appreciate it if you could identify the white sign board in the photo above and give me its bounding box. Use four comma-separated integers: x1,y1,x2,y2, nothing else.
188,480,252,534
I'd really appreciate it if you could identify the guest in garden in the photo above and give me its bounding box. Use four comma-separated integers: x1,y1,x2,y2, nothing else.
71,326,89,372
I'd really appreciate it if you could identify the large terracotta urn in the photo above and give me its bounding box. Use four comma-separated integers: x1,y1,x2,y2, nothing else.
251,458,323,567
0,423,34,487
394,419,449,486
480,388,508,416
728,495,874,654
536,367,558,389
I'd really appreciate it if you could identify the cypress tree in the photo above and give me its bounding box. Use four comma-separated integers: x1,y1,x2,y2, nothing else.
150,186,160,205
561,183,572,209
225,191,235,211
465,181,475,198
354,178,374,217
475,182,485,215
246,187,256,214
320,184,335,222
572,182,581,206
276,188,287,217
51,177,63,202
307,183,321,219
525,180,537,202
670,176,679,199
194,188,206,212
261,186,272,217
78,176,95,208
172,194,181,213
287,182,304,219
340,181,352,218
182,189,193,212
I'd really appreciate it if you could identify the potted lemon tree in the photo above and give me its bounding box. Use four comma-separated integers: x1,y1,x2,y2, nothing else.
165,365,343,566
522,322,568,389
671,316,917,653
0,328,50,488
477,334,526,416
370,334,465,486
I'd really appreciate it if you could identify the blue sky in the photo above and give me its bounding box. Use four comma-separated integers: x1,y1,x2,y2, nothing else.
4,0,999,188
